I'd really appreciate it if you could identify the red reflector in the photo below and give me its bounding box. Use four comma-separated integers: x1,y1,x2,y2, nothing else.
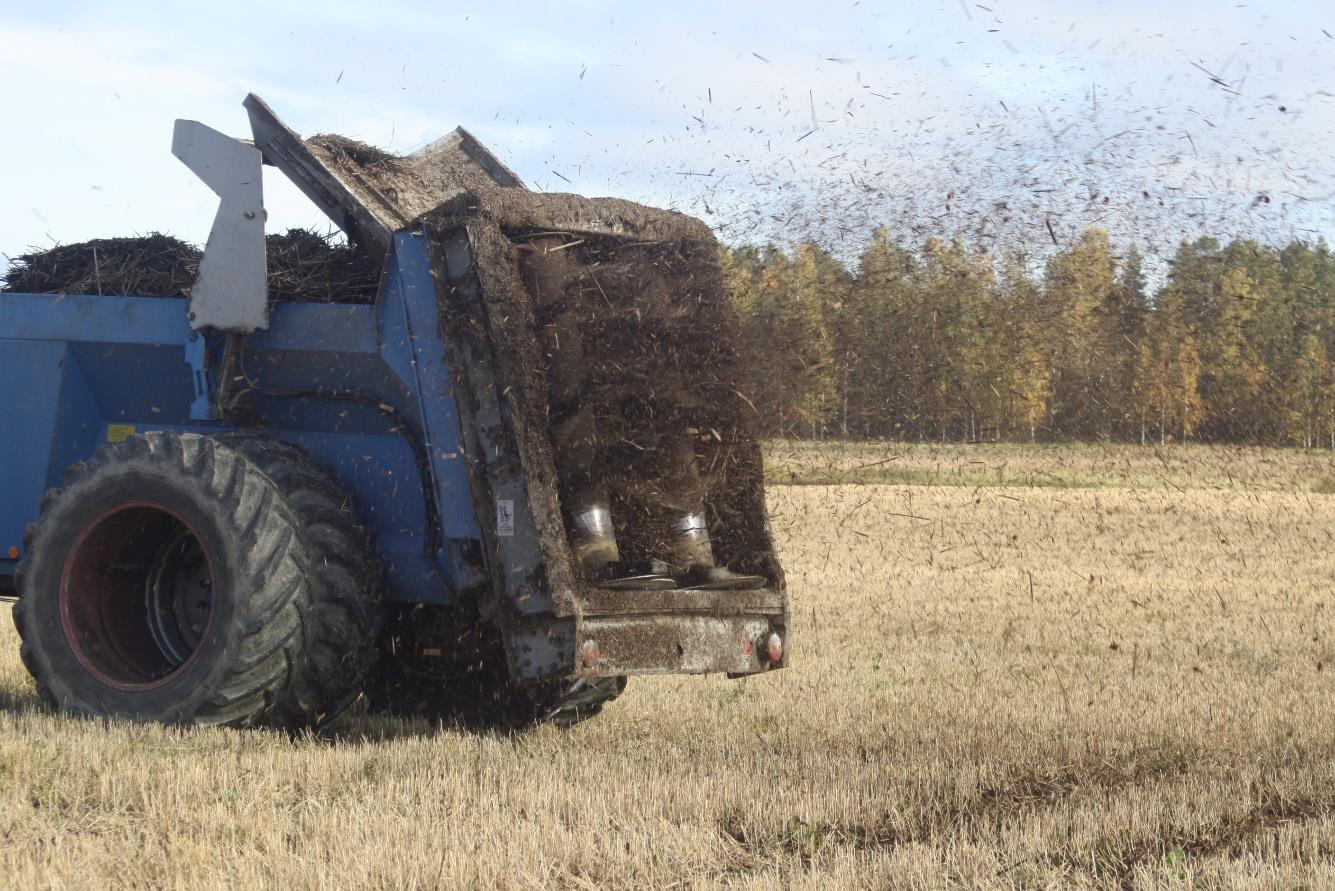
580,639,601,667
765,633,783,664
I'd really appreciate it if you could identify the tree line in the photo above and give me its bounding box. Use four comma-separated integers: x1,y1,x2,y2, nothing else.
722,229,1335,446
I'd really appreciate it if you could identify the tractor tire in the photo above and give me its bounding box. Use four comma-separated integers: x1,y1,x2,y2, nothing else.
13,430,381,729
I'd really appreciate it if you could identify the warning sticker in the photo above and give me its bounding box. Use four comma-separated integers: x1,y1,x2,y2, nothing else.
496,499,515,537
106,424,136,443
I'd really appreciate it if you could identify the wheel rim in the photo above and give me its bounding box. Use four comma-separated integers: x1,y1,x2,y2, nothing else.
59,502,217,691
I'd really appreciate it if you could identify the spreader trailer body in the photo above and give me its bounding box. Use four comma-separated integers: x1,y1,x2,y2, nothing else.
0,95,786,728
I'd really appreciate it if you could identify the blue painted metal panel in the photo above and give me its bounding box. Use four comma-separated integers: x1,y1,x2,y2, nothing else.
249,303,379,354
0,341,67,567
0,293,189,344
45,345,103,491
67,342,199,427
0,230,486,606
384,231,481,542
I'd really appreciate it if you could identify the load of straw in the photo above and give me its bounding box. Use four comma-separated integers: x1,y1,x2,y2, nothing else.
2,229,381,303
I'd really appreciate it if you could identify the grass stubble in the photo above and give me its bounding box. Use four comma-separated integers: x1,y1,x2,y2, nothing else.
0,442,1332,889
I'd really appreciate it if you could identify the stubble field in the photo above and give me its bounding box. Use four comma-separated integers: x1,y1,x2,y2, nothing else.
1,442,1333,889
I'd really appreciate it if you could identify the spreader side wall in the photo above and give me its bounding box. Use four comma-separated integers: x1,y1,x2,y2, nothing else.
0,340,80,578
0,299,191,582
0,244,485,607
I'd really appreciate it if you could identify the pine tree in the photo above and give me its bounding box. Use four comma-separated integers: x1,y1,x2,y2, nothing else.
1107,247,1149,438
724,242,842,437
1194,241,1280,441
787,242,847,437
914,237,994,441
1042,228,1119,438
843,229,917,438
995,252,1052,441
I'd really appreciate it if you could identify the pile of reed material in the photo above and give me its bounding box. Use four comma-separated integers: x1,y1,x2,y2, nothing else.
2,229,382,303
263,228,382,304
1,233,200,296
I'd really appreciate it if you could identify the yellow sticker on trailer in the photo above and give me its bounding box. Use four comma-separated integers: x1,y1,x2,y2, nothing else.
106,424,136,443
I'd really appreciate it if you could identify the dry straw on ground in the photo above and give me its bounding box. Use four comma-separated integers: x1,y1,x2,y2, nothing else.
1,442,1332,889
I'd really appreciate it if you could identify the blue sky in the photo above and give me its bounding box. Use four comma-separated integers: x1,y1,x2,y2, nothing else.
2,0,1331,263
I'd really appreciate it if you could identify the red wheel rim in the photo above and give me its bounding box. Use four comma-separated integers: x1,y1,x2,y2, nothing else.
59,501,217,692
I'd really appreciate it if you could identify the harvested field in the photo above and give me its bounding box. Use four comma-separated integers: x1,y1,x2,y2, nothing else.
1,442,1333,888
767,439,1335,493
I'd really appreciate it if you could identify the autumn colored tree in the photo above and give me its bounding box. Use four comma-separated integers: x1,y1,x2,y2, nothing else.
839,229,918,438
724,230,1335,449
993,252,1052,441
722,242,842,438
1042,228,1119,439
1107,247,1149,438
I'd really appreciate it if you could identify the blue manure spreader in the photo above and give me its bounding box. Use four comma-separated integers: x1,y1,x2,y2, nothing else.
0,96,786,729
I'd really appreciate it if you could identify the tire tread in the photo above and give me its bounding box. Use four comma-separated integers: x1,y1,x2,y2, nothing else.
13,430,382,729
